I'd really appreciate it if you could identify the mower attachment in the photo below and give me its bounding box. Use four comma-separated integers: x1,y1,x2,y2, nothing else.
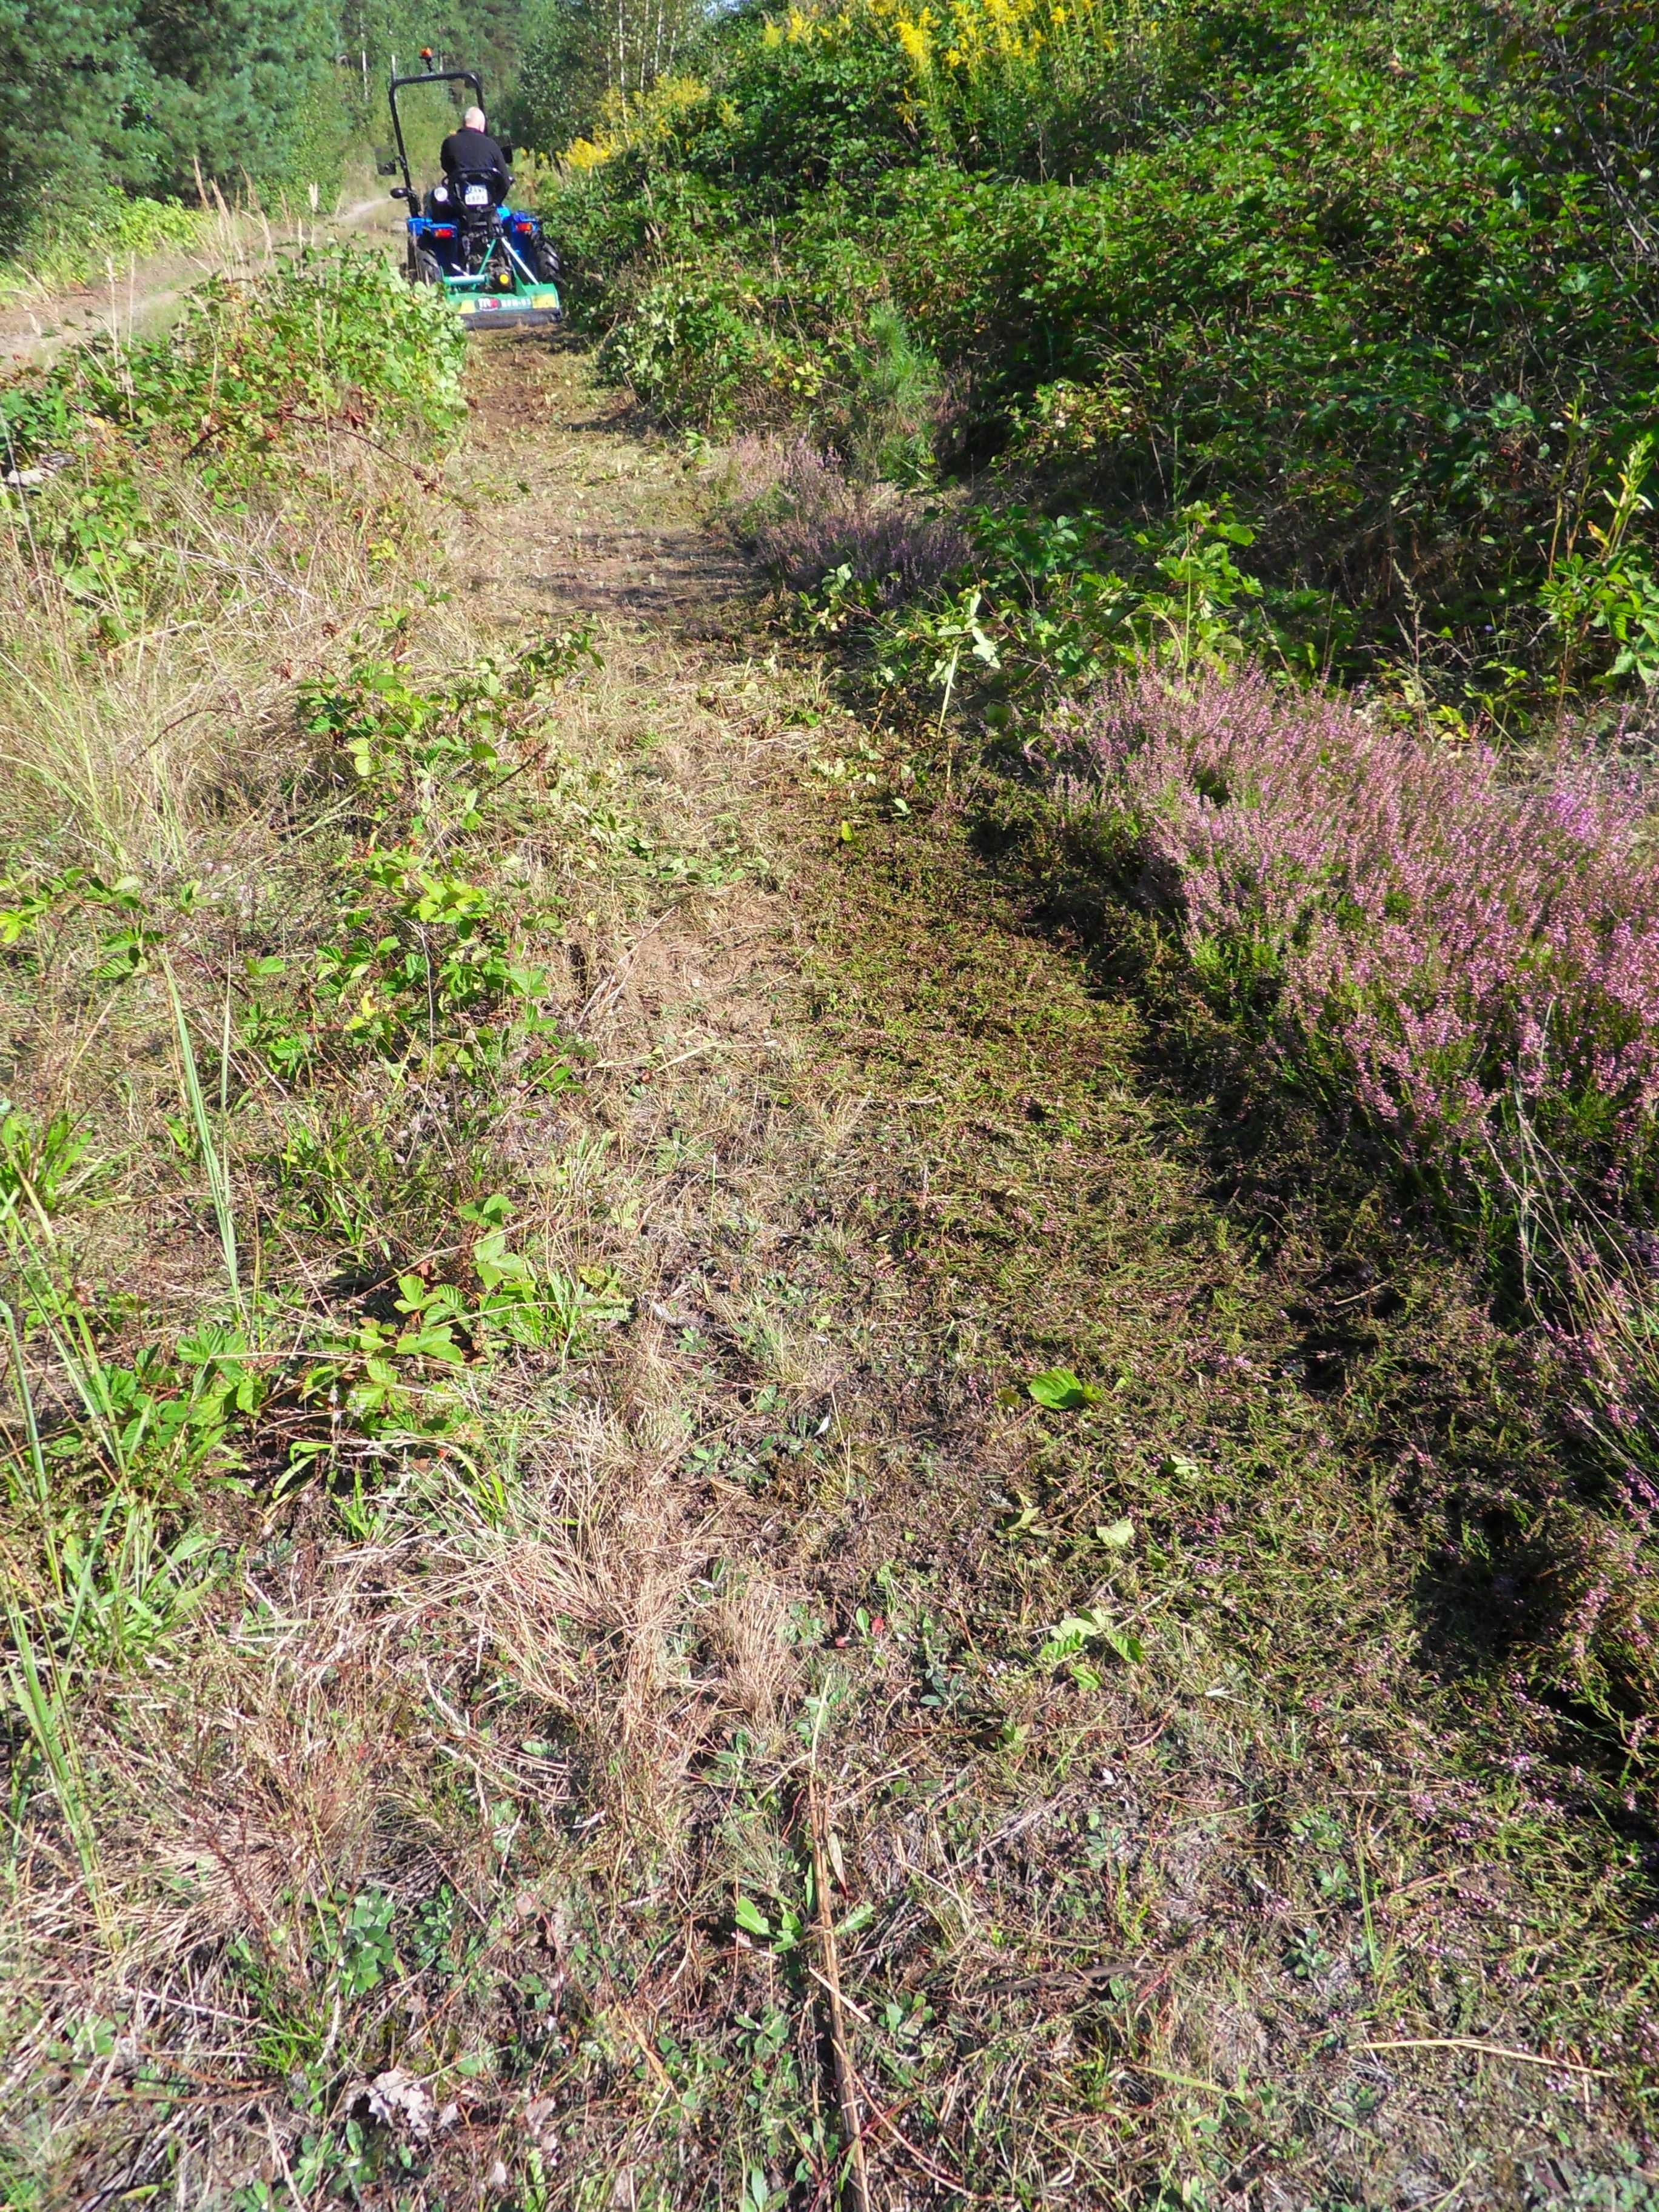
451,290,564,327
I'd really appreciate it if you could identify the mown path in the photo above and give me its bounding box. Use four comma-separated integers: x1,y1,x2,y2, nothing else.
411,333,1657,2208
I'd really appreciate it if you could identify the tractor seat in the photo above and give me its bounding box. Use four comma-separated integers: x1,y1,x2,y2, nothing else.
447,169,503,226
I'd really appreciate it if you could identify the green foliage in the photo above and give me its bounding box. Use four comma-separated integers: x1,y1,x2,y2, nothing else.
247,630,598,1081
0,275,622,1530
597,269,822,431
0,0,149,242
501,0,609,155
845,304,941,483
2,247,467,466
549,0,1659,706
1036,1604,1143,1683
1026,1366,1098,1410
0,251,464,643
679,13,918,209
0,0,536,258
138,0,344,199
0,0,334,244
831,495,1327,717
1538,435,1659,693
0,189,202,304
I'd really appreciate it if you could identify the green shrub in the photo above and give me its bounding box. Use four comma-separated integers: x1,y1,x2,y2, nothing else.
676,13,920,210
598,278,785,429
0,189,204,304
547,0,1659,704
0,250,465,650
2,247,466,467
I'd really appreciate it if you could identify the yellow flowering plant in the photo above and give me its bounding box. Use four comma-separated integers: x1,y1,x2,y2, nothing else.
740,0,1142,167
558,75,711,172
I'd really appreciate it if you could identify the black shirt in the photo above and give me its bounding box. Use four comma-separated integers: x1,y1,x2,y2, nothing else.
439,127,509,198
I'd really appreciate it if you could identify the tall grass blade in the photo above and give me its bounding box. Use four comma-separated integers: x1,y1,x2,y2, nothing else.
1,1295,61,1603
0,1312,112,1943
1,1589,114,1946
1,1217,128,1477
161,953,246,1319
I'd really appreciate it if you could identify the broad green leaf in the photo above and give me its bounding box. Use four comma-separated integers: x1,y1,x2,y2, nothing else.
1028,1367,1099,1410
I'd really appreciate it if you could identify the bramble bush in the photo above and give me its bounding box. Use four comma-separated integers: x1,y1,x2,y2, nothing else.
0,250,466,643
0,248,467,468
1,618,608,1510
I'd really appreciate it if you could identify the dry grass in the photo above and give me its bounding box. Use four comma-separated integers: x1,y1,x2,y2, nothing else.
0,459,417,878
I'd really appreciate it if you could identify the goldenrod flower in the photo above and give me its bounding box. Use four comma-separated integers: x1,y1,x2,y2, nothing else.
896,14,933,65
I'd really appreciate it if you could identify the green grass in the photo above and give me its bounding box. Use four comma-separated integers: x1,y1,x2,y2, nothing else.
0,190,205,309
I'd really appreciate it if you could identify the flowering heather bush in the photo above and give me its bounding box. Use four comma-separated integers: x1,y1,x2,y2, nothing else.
1051,664,1659,1714
727,437,968,609
1053,665,1659,1198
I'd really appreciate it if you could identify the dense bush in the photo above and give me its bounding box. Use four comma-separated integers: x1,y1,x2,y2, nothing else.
548,0,1659,705
0,189,203,306
0,249,466,467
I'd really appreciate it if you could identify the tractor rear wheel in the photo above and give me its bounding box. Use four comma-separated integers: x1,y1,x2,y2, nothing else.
413,248,443,286
532,243,561,285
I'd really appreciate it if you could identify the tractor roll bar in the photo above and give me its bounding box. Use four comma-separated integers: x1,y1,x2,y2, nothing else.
387,66,485,198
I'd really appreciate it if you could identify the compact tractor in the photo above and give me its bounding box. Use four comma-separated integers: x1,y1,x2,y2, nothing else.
386,55,562,329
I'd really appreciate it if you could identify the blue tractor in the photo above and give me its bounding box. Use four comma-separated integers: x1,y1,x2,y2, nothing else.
387,55,563,330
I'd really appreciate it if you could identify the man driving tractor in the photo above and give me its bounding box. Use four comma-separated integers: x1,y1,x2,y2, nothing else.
440,105,511,204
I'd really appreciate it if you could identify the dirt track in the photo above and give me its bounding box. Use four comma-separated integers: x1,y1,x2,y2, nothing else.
409,332,1654,2202
0,190,403,369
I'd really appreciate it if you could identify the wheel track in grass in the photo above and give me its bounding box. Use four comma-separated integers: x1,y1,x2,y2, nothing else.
0,209,1645,2210
404,330,1659,2206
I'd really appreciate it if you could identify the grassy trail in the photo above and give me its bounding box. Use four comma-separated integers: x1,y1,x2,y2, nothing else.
415,339,1654,2205
5,325,1652,2208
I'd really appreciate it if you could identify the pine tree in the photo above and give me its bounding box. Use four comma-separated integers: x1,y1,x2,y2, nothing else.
0,0,152,240
137,0,344,196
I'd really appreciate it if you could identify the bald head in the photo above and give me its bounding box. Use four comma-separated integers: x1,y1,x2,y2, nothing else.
463,105,486,130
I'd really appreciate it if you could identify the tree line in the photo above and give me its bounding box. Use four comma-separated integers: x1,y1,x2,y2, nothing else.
0,0,688,253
